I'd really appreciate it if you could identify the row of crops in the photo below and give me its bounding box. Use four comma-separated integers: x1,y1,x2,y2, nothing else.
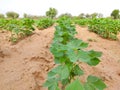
0,17,120,43
74,18,120,40
44,17,106,90
0,18,54,42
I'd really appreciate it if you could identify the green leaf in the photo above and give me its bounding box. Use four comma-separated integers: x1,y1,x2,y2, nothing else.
67,39,88,50
84,83,95,90
78,50,91,62
51,65,69,80
79,42,88,49
43,77,58,88
73,65,84,76
78,50,101,66
87,58,100,66
48,70,56,79
61,78,70,85
48,83,60,90
54,57,66,64
87,75,99,82
88,50,102,58
65,79,85,90
55,37,63,43
50,44,65,57
84,75,107,90
60,65,69,80
66,49,79,62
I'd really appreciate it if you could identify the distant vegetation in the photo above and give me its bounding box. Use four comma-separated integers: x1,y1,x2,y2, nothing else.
0,8,120,43
88,18,120,40
6,11,19,19
74,18,120,40
58,13,72,18
34,17,54,30
46,7,57,19
0,14,5,18
111,9,120,19
0,8,120,19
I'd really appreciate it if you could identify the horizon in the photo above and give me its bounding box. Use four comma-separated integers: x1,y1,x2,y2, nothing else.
0,0,120,17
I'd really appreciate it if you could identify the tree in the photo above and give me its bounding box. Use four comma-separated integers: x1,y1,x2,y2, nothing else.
23,13,27,18
79,13,85,19
46,8,57,19
85,14,91,18
98,13,103,18
6,11,19,19
58,13,72,18
91,13,98,18
111,9,120,19
119,15,120,19
0,14,5,18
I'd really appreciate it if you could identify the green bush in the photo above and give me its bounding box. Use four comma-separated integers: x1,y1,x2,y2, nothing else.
35,17,54,30
10,18,34,42
74,18,91,26
0,19,7,30
0,18,34,42
23,13,46,19
88,18,120,40
58,13,72,19
78,13,85,19
111,9,120,19
91,13,98,18
6,11,19,19
46,8,57,19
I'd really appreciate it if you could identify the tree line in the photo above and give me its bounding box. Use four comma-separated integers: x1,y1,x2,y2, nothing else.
0,8,120,19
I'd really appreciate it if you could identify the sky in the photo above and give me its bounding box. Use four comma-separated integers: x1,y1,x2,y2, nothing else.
0,0,120,17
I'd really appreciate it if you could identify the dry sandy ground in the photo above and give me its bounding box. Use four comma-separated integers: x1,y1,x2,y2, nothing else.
0,25,120,90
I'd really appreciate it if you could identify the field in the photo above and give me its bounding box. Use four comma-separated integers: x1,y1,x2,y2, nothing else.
0,17,120,90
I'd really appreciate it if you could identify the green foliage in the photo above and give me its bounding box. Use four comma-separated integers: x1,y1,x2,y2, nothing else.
85,14,91,18
0,19,7,30
65,79,84,90
58,13,72,19
98,13,103,18
46,7,57,19
6,11,19,19
74,18,120,40
44,18,106,90
88,18,120,40
79,13,85,19
0,18,34,42
78,13,103,19
84,75,107,90
74,18,91,26
23,13,45,19
0,14,5,18
35,17,54,30
10,18,34,42
111,9,120,19
20,18,34,30
57,16,72,24
91,13,98,18
23,13,27,18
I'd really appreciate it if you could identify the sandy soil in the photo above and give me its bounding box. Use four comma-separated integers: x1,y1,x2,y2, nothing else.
0,25,120,90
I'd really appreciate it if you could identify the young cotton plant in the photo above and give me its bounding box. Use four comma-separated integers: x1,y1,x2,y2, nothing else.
44,17,106,90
